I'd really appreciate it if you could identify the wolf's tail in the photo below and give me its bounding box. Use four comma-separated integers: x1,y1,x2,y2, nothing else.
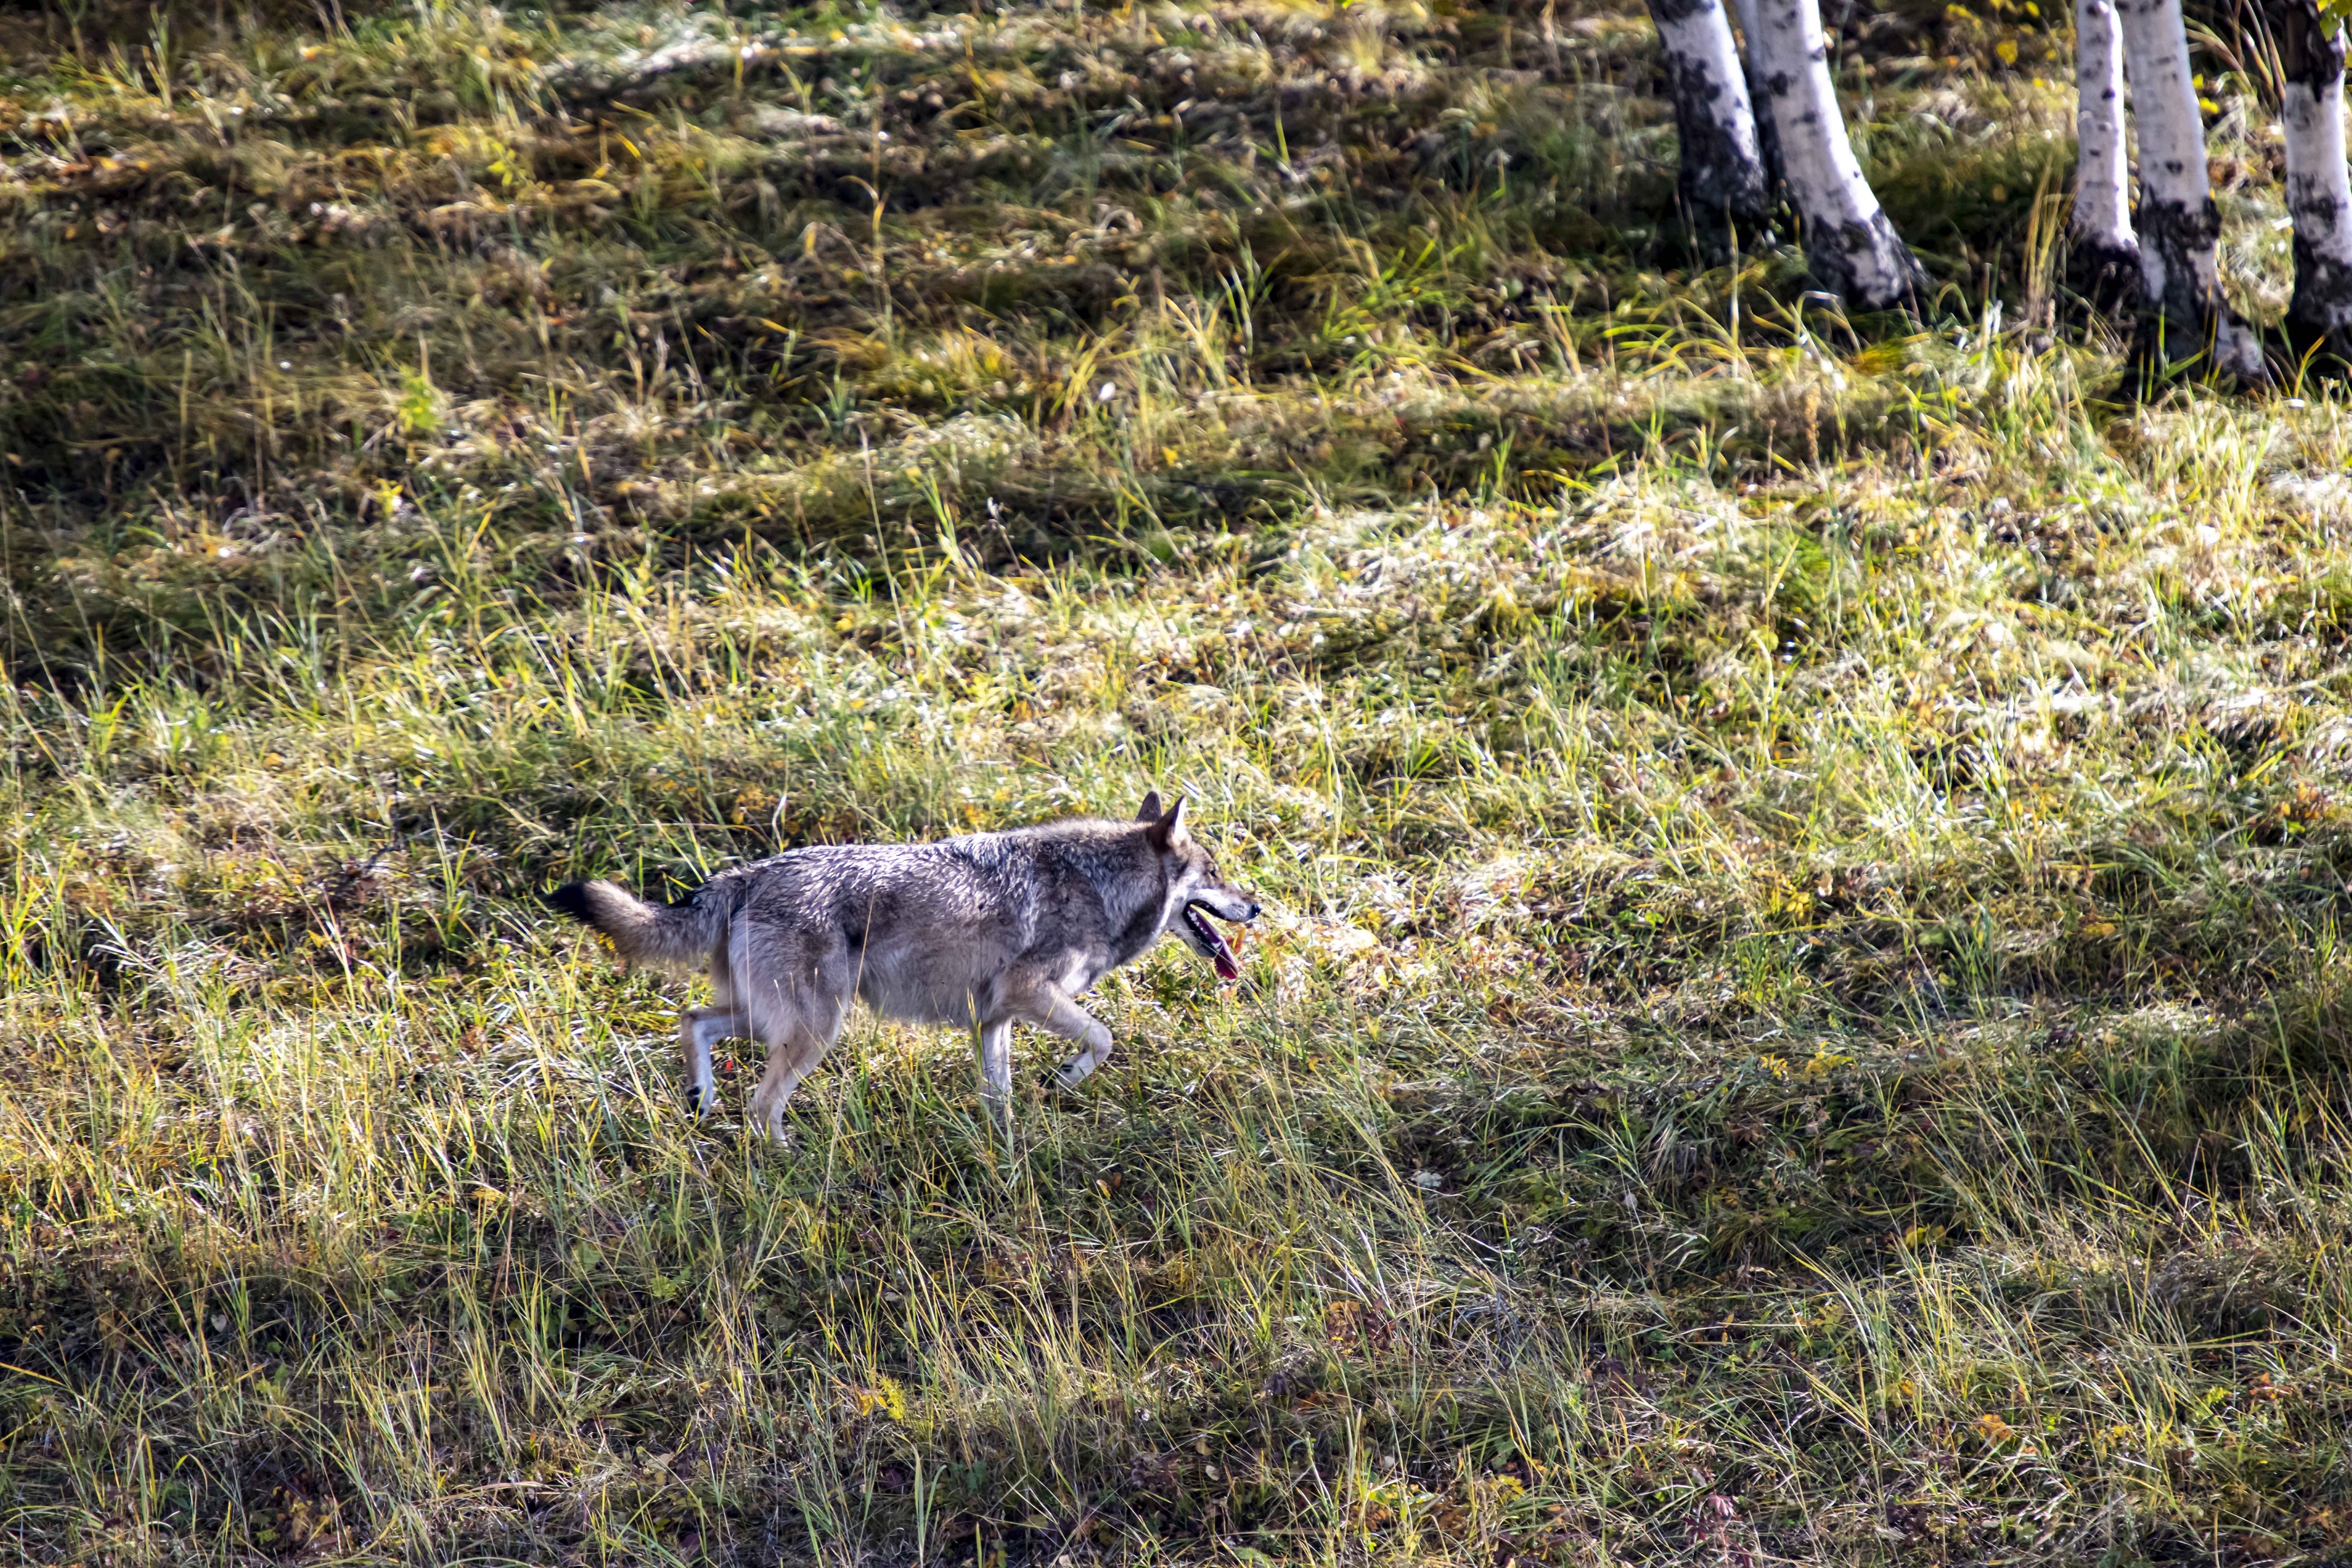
546,879,728,968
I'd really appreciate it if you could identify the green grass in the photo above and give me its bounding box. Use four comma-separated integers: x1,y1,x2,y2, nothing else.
4,0,2352,1562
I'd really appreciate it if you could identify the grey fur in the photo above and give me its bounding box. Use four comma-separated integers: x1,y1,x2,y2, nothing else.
550,794,1259,1138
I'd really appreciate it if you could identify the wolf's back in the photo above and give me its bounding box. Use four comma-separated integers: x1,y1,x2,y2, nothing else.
546,878,730,966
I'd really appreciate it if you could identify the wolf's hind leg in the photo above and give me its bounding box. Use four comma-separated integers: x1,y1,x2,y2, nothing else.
677,1007,748,1114
747,1025,835,1143
746,983,845,1144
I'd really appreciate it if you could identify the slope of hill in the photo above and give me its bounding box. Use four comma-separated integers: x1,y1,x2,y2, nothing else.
1,1,2348,1562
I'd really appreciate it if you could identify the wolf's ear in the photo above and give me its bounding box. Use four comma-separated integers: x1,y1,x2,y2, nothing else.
1136,791,1162,823
1145,795,1188,852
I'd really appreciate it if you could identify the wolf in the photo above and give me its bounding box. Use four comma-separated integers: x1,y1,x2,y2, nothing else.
547,793,1259,1139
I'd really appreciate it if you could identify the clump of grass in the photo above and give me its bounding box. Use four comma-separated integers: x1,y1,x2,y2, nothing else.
4,1,2351,1564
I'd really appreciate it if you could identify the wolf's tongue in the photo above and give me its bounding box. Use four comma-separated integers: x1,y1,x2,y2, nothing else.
1206,918,1240,980
1188,905,1241,981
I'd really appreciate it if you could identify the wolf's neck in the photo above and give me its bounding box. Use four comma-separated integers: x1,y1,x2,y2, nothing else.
1096,840,1172,957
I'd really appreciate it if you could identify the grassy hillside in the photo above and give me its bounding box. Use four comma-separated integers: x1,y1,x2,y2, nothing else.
4,0,2352,1562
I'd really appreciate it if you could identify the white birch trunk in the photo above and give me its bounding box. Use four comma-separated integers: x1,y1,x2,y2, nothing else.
2070,0,2140,309
2115,0,2266,375
2277,0,2352,357
1648,0,1773,256
1726,0,1789,200
1748,0,1924,309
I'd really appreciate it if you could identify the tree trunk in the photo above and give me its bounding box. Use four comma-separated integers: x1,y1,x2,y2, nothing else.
1649,0,1775,258
1748,0,1925,309
2115,0,2266,375
2276,0,2352,365
2070,0,2141,311
1728,0,1789,204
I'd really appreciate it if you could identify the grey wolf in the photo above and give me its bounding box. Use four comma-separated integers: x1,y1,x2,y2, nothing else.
547,793,1259,1139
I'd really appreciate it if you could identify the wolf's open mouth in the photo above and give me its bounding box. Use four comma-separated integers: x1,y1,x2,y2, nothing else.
1183,901,1241,980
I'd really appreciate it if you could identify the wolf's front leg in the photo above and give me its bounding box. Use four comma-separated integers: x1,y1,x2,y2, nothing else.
1005,982,1114,1091
975,1018,1014,1130
1053,1038,1111,1091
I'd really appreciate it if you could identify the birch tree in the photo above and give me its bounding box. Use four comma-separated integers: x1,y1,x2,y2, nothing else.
1647,0,1773,258
2274,0,2352,364
2070,0,2141,309
2115,0,2266,374
1747,0,1925,309
1726,0,1787,191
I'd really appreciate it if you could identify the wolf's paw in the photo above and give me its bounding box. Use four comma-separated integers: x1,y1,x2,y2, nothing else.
1053,1055,1096,1093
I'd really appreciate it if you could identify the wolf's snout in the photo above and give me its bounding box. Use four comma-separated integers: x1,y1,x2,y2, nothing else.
1202,891,1258,923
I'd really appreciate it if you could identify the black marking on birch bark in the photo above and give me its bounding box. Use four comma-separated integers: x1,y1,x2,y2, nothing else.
2132,193,2254,374
2068,237,2144,317
2279,0,2345,95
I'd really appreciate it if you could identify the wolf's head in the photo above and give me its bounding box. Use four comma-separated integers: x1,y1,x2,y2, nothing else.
1138,791,1259,981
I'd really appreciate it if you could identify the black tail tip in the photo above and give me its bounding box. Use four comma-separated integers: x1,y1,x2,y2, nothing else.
544,882,596,923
